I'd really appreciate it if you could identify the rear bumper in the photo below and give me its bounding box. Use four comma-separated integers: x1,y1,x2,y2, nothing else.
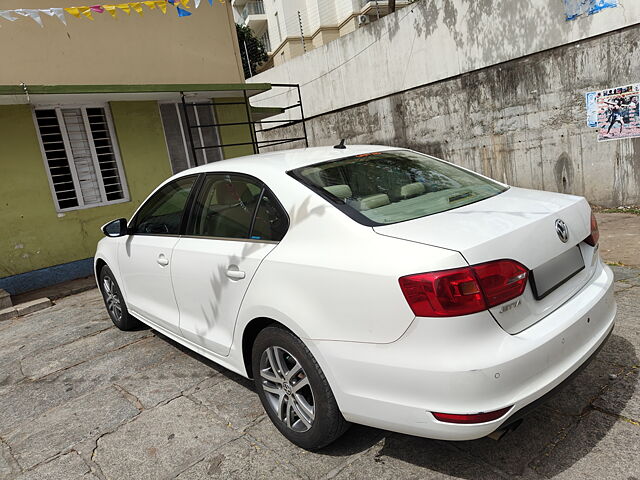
311,261,616,440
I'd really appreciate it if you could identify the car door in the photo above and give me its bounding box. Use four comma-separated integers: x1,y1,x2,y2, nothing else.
171,173,288,356
118,175,198,335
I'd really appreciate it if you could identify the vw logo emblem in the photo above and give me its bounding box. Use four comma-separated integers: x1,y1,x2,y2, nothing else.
555,219,569,243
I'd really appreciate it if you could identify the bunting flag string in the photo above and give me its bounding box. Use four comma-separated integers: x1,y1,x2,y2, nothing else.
0,0,224,26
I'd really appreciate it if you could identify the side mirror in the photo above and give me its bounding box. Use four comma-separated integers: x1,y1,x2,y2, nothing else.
102,218,129,237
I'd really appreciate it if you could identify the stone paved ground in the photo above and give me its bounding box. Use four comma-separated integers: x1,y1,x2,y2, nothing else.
1,208,639,480
0,265,638,480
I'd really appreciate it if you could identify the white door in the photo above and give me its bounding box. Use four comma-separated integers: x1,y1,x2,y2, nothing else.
171,173,288,356
119,175,197,335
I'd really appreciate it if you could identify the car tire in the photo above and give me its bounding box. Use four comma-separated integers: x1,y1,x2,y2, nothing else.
99,266,141,331
252,325,350,450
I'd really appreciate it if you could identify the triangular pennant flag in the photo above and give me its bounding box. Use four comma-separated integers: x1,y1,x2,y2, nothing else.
143,1,156,9
155,1,167,13
116,4,131,14
194,0,200,7
42,8,67,25
176,6,191,16
64,7,82,18
207,0,213,6
15,9,44,27
103,5,117,17
79,7,94,19
131,2,144,15
167,0,174,5
181,0,191,7
0,10,19,21
89,5,105,13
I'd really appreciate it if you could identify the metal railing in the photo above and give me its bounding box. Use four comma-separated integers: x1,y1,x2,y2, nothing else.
241,0,265,21
179,83,308,162
260,31,272,52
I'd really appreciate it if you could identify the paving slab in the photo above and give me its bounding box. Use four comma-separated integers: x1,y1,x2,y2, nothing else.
544,355,626,416
15,298,52,317
176,437,302,480
592,368,640,423
332,434,508,480
246,418,385,479
94,396,240,480
450,406,575,476
0,307,17,322
113,348,224,409
531,411,640,479
0,289,11,310
191,376,265,430
14,452,99,480
4,386,139,470
0,336,175,434
20,326,152,379
596,213,640,268
0,440,14,479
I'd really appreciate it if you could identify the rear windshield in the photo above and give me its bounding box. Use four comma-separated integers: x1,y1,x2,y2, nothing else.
290,150,508,226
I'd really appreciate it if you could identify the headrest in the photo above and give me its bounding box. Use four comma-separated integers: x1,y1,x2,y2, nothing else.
324,184,353,199
350,193,390,211
214,180,254,206
393,182,426,200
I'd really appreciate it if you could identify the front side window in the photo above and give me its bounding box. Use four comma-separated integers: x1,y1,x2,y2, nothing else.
131,176,196,235
34,106,128,211
186,174,287,241
290,150,508,226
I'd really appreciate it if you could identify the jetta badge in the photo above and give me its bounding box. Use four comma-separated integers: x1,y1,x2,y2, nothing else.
555,219,569,243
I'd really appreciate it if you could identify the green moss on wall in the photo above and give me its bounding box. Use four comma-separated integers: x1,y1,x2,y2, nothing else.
0,101,172,277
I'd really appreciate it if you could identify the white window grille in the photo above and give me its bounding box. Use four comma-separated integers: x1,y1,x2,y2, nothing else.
34,106,128,211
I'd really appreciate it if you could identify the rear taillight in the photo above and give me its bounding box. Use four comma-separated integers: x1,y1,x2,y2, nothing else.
584,212,599,247
432,406,511,424
398,260,528,317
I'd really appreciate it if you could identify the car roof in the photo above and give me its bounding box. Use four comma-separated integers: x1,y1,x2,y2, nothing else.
184,144,401,175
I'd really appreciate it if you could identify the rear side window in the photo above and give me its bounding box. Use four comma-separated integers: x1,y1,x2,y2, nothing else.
131,176,196,235
290,150,507,226
186,174,288,241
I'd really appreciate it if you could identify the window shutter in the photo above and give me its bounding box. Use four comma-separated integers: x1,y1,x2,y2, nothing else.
62,108,102,205
34,109,80,210
35,105,127,211
86,107,125,201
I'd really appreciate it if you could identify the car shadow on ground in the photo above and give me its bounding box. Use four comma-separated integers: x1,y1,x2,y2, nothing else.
154,330,637,477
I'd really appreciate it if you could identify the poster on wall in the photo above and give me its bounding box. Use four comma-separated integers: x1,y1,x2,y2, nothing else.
564,0,618,21
593,84,640,142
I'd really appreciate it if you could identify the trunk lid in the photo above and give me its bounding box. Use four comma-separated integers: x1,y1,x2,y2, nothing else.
374,187,598,333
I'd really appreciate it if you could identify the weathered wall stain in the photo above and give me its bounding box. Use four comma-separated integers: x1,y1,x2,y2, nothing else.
554,153,575,193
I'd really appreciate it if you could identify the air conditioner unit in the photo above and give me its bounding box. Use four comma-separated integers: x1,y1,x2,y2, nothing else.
357,14,369,26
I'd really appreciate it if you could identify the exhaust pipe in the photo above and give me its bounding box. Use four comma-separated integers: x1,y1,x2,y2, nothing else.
486,418,523,441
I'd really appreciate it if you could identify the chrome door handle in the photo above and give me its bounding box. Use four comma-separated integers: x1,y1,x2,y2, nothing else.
157,254,169,267
226,268,246,280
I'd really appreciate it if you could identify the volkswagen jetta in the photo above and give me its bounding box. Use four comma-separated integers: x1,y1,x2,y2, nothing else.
95,145,615,449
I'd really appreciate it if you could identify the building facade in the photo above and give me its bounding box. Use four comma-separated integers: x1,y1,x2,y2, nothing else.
233,0,408,68
0,1,266,295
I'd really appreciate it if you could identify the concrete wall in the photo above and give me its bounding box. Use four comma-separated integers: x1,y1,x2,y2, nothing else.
250,0,640,206
250,0,640,118
0,0,244,85
0,102,172,280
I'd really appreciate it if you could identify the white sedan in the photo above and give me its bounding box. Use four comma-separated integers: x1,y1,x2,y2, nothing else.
95,145,615,449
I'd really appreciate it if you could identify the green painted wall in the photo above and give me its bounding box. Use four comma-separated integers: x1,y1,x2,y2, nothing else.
0,101,172,277
214,97,255,159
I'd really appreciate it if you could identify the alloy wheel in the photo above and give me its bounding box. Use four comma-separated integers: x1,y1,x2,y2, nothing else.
259,346,315,432
102,275,122,322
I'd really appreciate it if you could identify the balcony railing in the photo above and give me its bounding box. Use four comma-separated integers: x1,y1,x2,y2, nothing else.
260,31,272,52
241,0,265,21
